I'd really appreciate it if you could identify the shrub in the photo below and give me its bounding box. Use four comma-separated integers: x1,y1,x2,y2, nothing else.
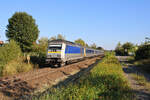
135,44,150,60
29,41,48,67
3,58,33,76
0,40,22,76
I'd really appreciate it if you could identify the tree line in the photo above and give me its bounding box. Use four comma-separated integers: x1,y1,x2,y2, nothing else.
115,37,150,60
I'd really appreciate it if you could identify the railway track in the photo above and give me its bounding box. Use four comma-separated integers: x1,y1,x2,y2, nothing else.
0,56,103,100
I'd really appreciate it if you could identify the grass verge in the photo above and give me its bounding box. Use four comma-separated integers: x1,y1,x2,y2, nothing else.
33,53,133,100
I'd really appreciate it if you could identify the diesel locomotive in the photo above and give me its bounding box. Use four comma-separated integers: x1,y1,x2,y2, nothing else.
46,39,104,67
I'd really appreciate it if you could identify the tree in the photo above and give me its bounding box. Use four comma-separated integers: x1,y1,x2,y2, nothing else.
57,34,65,40
38,37,48,54
38,37,48,46
85,43,89,47
135,44,150,60
122,42,134,55
97,46,103,50
115,42,135,56
115,42,121,50
31,37,48,57
49,36,57,41
115,42,124,55
6,12,39,52
49,34,65,41
91,43,97,49
122,42,133,50
135,37,150,60
74,38,86,46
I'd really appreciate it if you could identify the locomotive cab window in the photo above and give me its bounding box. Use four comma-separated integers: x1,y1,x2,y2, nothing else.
49,47,62,49
48,44,62,52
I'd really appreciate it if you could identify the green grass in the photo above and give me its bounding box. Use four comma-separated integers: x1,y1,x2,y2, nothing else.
33,52,133,100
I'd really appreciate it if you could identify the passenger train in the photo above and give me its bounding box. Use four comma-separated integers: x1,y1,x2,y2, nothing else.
46,39,104,67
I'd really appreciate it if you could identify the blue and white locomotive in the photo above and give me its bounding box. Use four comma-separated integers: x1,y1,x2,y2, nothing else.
46,39,104,67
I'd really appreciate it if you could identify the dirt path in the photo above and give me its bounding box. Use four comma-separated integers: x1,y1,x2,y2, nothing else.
116,56,150,100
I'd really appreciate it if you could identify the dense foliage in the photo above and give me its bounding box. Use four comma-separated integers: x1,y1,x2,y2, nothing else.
135,44,150,60
74,38,86,46
115,42,135,56
29,37,48,67
49,34,65,41
33,52,132,100
90,43,97,49
6,12,39,52
32,37,48,56
97,46,103,50
0,40,22,76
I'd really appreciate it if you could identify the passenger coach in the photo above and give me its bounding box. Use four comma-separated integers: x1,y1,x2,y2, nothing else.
46,39,104,67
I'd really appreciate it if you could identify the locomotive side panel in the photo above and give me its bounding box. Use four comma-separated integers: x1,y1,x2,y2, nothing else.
65,44,83,61
85,48,95,57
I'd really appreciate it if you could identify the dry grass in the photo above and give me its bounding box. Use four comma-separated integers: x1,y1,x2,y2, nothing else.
131,73,147,86
131,73,150,92
2,57,33,76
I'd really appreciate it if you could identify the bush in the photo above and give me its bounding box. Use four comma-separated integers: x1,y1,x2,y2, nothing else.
115,47,125,56
135,44,150,60
29,42,47,67
0,40,22,76
3,58,33,76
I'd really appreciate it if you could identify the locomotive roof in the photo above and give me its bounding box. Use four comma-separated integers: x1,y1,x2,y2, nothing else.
48,39,81,46
48,39,101,51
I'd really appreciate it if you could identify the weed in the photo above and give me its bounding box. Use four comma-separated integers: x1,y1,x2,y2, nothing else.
0,40,22,76
2,57,33,76
33,52,133,100
131,73,147,86
131,73,150,93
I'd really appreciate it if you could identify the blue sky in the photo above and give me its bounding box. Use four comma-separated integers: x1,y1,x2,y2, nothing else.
0,0,150,50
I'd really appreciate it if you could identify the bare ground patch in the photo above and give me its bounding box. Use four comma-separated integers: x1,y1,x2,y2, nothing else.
117,56,150,100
